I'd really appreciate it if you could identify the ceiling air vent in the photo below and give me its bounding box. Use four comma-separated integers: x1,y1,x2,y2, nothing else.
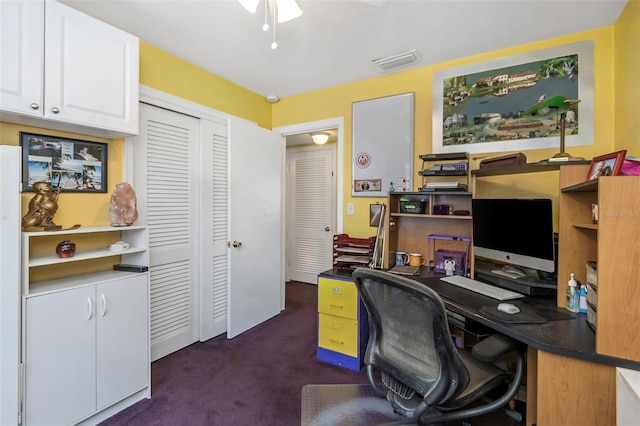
372,49,420,72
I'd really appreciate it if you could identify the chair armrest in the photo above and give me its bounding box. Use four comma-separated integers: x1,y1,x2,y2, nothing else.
471,334,521,363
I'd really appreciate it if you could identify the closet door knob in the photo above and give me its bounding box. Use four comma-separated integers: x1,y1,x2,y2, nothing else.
232,240,242,248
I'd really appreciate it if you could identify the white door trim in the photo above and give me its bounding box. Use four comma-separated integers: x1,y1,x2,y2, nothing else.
274,117,344,235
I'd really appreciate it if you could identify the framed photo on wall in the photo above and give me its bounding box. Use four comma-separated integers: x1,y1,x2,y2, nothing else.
20,132,107,193
432,40,594,155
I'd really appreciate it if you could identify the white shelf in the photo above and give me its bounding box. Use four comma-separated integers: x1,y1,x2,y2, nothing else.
22,225,146,237
22,225,149,295
27,270,147,297
28,247,147,267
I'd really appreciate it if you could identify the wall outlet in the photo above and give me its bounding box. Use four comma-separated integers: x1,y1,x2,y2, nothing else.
347,203,355,215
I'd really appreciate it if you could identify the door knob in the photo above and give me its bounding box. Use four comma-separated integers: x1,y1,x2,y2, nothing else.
232,240,242,248
324,226,330,231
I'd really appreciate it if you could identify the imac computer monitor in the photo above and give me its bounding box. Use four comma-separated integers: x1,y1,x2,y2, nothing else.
472,198,556,276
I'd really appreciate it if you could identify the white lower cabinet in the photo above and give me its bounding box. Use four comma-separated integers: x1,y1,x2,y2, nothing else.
24,272,149,426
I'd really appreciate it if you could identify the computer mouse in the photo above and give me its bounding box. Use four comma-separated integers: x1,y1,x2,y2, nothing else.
497,303,520,315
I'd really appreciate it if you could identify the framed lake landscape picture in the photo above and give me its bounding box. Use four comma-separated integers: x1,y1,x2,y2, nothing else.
432,40,594,155
21,132,107,193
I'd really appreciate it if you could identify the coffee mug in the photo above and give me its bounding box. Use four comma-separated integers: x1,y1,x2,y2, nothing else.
395,251,409,266
108,241,130,251
409,253,426,267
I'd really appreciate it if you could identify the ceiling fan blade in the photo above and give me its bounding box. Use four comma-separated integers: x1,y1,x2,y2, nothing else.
239,0,260,13
276,0,303,23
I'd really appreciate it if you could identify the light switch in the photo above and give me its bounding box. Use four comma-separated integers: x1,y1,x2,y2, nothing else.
347,203,355,215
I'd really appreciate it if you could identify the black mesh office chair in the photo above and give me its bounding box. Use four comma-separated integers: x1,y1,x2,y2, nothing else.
352,269,525,425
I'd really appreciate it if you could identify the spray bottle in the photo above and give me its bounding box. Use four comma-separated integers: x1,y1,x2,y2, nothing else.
566,273,580,313
579,284,588,314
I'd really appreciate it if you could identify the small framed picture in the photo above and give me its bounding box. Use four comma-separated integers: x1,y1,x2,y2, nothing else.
586,150,626,181
20,132,107,193
370,204,383,227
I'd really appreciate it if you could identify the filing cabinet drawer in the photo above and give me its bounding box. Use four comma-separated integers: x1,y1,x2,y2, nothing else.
318,313,359,357
318,277,358,319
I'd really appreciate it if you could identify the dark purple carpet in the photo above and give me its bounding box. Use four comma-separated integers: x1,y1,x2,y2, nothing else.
99,281,369,426
99,281,519,426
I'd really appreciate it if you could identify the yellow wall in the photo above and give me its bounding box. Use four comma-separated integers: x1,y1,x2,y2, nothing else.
273,27,626,238
0,42,273,230
2,5,638,240
614,0,640,152
0,123,121,228
139,42,273,129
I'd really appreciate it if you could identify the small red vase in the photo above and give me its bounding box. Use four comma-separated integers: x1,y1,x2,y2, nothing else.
56,240,76,258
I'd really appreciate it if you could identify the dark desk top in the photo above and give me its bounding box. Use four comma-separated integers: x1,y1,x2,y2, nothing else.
319,268,640,370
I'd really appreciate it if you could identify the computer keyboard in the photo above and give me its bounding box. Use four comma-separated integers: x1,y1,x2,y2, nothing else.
440,275,525,300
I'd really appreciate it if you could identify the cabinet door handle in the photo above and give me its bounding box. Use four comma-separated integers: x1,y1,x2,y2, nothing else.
100,294,107,317
330,304,344,309
30,103,40,110
329,339,344,345
51,107,60,114
87,297,93,320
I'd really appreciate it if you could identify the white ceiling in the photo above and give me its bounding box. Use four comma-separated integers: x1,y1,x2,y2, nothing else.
60,0,626,100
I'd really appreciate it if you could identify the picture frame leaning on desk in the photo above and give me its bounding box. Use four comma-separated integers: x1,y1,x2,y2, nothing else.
587,150,626,181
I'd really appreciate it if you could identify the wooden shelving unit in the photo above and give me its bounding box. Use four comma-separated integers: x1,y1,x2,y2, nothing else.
383,192,472,270
559,174,640,362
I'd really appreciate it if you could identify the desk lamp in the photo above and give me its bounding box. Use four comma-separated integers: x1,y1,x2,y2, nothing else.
523,95,583,161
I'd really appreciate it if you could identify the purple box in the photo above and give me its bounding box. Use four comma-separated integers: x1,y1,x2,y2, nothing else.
434,249,466,275
433,204,452,215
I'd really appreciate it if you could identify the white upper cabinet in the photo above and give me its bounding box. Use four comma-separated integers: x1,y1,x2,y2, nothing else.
0,0,139,138
0,0,44,118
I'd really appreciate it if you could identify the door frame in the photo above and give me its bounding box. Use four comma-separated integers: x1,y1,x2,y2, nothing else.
274,117,345,236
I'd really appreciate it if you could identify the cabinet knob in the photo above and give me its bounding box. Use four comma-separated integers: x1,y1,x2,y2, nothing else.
30,103,40,110
51,107,60,113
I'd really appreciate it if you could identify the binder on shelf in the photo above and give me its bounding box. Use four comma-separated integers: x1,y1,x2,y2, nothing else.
426,181,460,188
419,152,468,161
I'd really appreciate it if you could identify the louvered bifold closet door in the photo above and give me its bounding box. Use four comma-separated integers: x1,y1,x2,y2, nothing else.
287,147,334,284
136,104,200,361
199,119,229,340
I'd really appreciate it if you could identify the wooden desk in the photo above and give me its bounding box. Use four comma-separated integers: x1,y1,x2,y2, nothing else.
413,276,640,426
320,269,640,426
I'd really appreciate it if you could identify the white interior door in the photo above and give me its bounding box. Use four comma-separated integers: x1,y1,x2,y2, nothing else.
286,146,335,284
129,103,200,361
199,118,229,341
227,116,283,338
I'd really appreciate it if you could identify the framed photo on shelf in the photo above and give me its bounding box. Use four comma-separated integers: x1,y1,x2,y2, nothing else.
586,150,627,181
20,132,107,193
